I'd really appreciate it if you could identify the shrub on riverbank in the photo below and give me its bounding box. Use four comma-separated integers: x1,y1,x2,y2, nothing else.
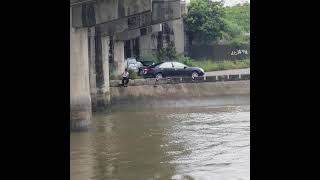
128,69,144,80
109,70,142,80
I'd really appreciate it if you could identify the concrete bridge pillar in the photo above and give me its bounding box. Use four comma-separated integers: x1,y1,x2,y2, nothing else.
70,9,92,130
94,29,111,109
171,19,185,54
113,40,125,77
99,35,111,108
88,27,97,111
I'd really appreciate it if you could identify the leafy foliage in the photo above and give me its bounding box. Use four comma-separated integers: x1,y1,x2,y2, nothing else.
224,2,250,33
222,2,250,45
184,0,250,45
184,0,226,43
156,42,178,62
139,53,158,63
128,69,137,80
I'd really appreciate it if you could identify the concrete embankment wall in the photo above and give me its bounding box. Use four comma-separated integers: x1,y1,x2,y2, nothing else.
109,74,250,104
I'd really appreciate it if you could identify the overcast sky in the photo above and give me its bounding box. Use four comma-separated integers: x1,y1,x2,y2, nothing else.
184,0,250,7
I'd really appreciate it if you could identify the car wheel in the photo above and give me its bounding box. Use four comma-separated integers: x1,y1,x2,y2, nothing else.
191,71,199,78
155,73,163,80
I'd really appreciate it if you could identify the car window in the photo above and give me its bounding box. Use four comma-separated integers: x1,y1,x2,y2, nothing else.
151,63,162,68
141,61,153,66
159,62,173,68
172,62,186,69
145,61,154,66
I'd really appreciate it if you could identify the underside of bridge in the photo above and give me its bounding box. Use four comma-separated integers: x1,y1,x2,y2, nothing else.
70,0,184,131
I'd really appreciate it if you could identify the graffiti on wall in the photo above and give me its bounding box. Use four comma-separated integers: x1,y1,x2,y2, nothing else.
231,49,249,56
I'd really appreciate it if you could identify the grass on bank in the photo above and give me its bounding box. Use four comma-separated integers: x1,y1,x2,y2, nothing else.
180,58,250,72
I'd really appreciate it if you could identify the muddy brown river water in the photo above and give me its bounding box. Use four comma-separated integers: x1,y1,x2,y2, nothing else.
71,95,250,180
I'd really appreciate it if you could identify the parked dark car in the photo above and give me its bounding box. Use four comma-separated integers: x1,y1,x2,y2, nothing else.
143,61,205,79
138,60,155,76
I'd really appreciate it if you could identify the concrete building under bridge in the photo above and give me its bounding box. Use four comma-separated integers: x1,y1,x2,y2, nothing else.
70,0,184,131
124,1,187,59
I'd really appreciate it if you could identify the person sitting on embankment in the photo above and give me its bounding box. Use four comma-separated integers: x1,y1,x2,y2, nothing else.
121,68,129,87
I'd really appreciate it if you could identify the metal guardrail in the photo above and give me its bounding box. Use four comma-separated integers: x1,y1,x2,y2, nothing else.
109,74,250,87
208,59,250,63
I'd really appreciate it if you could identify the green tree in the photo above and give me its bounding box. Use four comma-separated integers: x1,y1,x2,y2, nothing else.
224,2,250,33
222,2,250,45
184,0,226,44
157,42,178,62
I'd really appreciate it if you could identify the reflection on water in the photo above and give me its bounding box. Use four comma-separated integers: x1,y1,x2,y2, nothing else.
71,95,250,180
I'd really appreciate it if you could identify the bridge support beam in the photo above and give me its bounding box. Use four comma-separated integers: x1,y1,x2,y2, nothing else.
70,24,92,131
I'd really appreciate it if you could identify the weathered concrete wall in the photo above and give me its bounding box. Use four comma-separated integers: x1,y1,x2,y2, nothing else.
70,8,92,131
110,80,250,103
116,24,162,41
95,0,151,24
96,0,181,36
152,0,181,23
138,17,185,57
109,75,250,103
139,33,159,57
71,0,182,35
110,74,250,87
